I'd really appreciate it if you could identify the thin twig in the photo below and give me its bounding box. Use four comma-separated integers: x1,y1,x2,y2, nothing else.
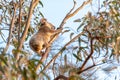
78,30,94,72
18,0,22,47
3,4,17,54
77,63,104,74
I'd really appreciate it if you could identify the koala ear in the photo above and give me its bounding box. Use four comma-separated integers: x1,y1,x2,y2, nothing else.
40,18,47,24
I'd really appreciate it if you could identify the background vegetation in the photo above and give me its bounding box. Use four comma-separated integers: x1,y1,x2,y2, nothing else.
0,0,120,80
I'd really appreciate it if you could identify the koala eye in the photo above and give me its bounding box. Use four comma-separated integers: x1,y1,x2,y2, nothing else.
40,23,45,26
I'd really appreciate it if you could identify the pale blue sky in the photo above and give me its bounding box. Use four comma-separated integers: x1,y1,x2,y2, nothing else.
40,0,104,28
40,0,91,28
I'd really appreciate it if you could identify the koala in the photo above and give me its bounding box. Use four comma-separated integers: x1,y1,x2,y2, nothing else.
29,18,62,55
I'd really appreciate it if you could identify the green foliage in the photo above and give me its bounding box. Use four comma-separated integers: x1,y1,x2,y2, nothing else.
0,52,51,80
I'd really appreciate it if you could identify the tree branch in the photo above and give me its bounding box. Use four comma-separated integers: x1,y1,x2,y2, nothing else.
18,0,22,47
77,63,104,74
3,4,17,54
77,28,95,74
16,0,39,60
59,0,77,28
79,37,94,71
59,0,92,28
65,0,92,21
36,47,51,72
